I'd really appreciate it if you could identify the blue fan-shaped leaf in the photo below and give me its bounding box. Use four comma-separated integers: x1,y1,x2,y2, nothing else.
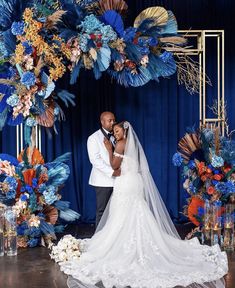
101,10,124,37
125,42,143,63
136,18,155,34
54,200,70,211
161,11,178,35
40,219,56,237
70,61,82,85
96,46,111,72
46,162,70,186
59,28,78,42
60,209,80,222
2,29,16,55
147,53,176,79
110,47,122,62
127,66,152,87
93,62,102,80
52,152,71,164
7,111,23,126
0,108,8,130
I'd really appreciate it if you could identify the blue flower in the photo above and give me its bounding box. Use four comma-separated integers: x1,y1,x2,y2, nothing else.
32,178,38,188
25,184,33,194
43,186,57,205
11,21,25,35
22,42,33,54
225,181,235,193
27,238,39,248
139,47,150,55
159,51,173,63
123,27,137,42
172,153,183,167
26,117,37,127
197,206,204,217
17,222,28,236
4,176,18,191
189,183,197,194
20,194,28,201
29,227,41,238
148,37,158,46
79,34,89,52
100,25,117,43
6,190,16,199
20,186,26,192
211,180,219,186
20,71,36,87
6,94,19,107
188,160,196,169
211,155,224,168
215,182,227,194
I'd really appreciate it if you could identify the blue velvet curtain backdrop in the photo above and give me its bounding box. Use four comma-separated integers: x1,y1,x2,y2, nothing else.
1,0,235,222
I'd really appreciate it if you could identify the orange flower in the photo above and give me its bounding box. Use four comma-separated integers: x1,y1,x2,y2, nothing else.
206,168,212,174
188,196,205,226
201,175,207,182
213,174,222,181
207,186,215,195
196,161,206,175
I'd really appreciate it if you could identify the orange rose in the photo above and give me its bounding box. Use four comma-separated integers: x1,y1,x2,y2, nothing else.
206,168,212,174
201,175,207,182
213,174,222,181
207,186,215,195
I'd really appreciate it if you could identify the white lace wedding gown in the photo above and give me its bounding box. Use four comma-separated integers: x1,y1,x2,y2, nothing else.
60,124,228,288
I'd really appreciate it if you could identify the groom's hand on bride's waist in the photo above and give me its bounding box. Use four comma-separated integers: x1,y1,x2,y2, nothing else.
112,168,121,177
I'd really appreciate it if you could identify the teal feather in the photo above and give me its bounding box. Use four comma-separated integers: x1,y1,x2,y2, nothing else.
40,219,56,238
46,162,70,186
93,62,102,80
161,11,178,35
70,61,82,85
57,90,76,107
96,46,111,72
60,209,80,222
54,225,65,233
0,108,8,130
24,124,32,146
54,200,70,211
52,152,71,164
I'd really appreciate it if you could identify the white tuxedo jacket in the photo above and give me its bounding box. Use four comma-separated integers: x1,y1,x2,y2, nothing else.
87,129,114,187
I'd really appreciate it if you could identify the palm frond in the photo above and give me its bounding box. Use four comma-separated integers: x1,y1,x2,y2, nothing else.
44,10,66,30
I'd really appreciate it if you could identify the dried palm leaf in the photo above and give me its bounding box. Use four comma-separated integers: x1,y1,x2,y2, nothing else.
98,0,128,15
0,78,18,87
134,6,168,28
44,10,66,30
43,206,58,225
159,36,187,45
178,132,201,161
36,102,55,127
34,57,45,77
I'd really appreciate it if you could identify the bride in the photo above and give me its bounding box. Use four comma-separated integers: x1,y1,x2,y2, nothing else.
60,121,228,288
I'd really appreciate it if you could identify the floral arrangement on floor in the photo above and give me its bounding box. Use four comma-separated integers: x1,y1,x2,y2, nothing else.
0,147,80,247
172,127,235,237
49,234,82,263
0,0,188,132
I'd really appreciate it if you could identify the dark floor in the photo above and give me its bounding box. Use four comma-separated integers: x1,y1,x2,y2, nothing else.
0,223,234,288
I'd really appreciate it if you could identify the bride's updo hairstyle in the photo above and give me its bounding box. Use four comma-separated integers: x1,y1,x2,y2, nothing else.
113,121,129,139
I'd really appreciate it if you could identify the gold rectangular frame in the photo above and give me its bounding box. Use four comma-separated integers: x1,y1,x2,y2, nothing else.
172,30,225,135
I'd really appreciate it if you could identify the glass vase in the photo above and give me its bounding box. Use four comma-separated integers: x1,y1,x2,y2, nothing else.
4,207,17,256
211,202,222,246
202,200,211,245
223,204,234,251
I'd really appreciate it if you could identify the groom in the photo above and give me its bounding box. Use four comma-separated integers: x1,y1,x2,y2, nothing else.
87,111,120,227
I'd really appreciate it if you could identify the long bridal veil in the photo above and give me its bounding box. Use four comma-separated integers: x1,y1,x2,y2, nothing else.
67,122,227,288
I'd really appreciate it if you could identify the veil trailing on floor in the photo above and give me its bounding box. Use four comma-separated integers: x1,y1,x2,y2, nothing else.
67,122,227,288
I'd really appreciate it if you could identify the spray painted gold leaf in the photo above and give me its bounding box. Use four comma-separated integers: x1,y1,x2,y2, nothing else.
134,6,168,28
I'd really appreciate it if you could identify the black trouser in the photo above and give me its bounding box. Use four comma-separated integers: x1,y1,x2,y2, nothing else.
94,186,113,227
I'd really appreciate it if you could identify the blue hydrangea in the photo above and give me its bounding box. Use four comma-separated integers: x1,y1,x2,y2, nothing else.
26,117,37,127
79,34,89,52
211,155,224,168
123,27,137,42
189,183,197,194
172,153,183,167
4,176,18,191
43,186,57,205
225,181,235,193
100,25,117,43
6,190,16,199
6,94,19,107
139,47,150,55
79,14,102,34
20,71,36,87
17,222,28,236
213,200,222,207
159,51,173,63
11,21,25,35
202,129,214,143
0,41,8,57
215,182,227,194
22,41,33,54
